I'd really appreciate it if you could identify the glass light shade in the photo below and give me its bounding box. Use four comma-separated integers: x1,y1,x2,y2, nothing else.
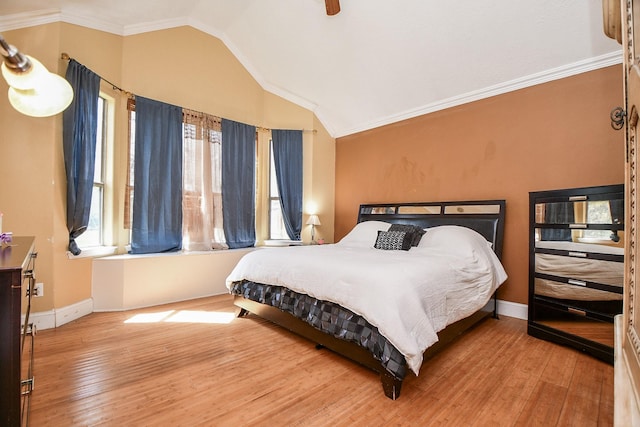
2,55,73,117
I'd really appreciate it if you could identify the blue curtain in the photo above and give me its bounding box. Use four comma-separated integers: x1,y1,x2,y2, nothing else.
541,202,574,241
272,129,303,240
221,119,256,248
63,60,101,255
130,96,183,254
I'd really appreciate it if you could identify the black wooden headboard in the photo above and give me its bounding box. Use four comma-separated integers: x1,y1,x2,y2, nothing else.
357,200,506,260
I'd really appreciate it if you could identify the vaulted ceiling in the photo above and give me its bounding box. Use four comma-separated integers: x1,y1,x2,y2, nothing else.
0,0,622,137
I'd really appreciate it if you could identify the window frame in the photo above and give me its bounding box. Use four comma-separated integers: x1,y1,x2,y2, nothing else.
267,139,289,240
68,92,117,258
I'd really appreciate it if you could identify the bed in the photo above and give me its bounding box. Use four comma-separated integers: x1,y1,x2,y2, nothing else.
226,200,507,399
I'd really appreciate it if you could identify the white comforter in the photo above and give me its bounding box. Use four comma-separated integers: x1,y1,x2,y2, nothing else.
226,224,507,375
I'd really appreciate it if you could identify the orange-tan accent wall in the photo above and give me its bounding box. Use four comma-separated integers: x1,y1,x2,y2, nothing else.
334,65,625,305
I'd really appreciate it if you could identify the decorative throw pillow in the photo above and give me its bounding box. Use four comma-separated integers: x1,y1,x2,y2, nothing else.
374,230,412,251
389,223,426,247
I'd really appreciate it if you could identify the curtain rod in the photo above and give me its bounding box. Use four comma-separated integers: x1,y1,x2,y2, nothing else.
257,126,317,133
61,52,133,98
60,53,315,133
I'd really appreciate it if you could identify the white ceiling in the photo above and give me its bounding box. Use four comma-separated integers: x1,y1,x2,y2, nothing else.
0,0,623,137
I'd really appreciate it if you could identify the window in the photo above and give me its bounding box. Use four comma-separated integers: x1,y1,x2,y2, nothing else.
75,95,109,248
181,112,225,250
126,104,228,250
583,200,616,240
268,140,288,239
124,105,135,231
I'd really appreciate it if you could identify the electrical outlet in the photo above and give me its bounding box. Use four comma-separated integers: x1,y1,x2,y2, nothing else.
34,282,44,297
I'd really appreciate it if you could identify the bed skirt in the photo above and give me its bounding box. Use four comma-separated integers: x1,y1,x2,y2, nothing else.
229,280,407,380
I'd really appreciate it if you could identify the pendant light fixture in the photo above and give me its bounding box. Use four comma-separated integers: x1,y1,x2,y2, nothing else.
0,34,73,117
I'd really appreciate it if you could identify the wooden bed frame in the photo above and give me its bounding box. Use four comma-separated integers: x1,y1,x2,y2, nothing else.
233,199,506,400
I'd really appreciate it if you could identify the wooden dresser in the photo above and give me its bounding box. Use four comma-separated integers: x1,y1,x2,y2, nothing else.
0,236,36,426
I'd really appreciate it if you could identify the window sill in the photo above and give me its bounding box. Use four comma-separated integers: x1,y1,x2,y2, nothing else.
67,246,118,259
262,239,303,247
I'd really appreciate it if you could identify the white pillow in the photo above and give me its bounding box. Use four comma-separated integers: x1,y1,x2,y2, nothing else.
418,225,492,256
337,220,391,247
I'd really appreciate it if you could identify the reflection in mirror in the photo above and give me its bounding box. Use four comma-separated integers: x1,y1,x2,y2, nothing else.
397,206,441,214
535,199,624,246
535,202,575,224
360,206,396,215
534,230,625,249
535,199,623,226
443,204,501,214
372,207,394,214
536,318,614,347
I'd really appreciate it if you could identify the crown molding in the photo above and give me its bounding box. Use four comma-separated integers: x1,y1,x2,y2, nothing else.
335,50,623,138
59,10,124,35
122,17,190,37
0,9,189,36
0,9,62,32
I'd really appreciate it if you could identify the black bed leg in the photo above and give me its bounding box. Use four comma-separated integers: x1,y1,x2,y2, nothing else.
380,372,403,400
235,307,250,318
492,293,500,319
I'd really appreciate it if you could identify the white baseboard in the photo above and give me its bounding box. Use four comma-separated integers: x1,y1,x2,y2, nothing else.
496,299,528,320
24,309,55,331
56,298,94,327
23,298,94,331
25,297,528,331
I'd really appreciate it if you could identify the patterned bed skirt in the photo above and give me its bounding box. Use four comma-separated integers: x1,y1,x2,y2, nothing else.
229,280,407,380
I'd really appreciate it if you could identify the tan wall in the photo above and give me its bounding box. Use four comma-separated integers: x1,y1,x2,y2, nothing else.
0,23,335,314
121,27,264,123
0,23,68,313
309,115,336,243
334,66,625,305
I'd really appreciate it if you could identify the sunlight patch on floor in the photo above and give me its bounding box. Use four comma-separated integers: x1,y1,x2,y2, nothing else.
124,310,176,323
124,310,235,324
166,310,235,324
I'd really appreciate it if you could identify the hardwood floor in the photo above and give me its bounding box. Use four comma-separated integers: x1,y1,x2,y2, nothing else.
25,294,613,426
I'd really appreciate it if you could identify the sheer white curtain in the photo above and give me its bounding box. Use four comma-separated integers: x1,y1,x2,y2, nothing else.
182,110,227,250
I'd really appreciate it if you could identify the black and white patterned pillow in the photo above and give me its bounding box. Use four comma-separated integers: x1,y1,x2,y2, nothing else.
374,230,412,251
389,223,426,247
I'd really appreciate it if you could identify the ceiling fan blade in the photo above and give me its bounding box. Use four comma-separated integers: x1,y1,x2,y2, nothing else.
325,0,340,16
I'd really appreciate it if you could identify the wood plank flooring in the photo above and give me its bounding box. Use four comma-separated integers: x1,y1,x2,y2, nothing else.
25,294,613,426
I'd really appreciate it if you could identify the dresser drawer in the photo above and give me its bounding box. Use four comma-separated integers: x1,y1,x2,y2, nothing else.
534,276,622,303
535,252,623,285
534,293,621,322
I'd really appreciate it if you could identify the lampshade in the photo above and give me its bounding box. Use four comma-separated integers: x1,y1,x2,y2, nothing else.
0,36,73,117
306,214,321,226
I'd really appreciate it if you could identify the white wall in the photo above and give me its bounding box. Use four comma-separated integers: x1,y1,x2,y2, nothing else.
92,248,254,311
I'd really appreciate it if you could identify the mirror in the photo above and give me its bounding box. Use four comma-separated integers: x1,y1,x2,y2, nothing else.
443,204,501,214
397,206,441,214
534,198,624,246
